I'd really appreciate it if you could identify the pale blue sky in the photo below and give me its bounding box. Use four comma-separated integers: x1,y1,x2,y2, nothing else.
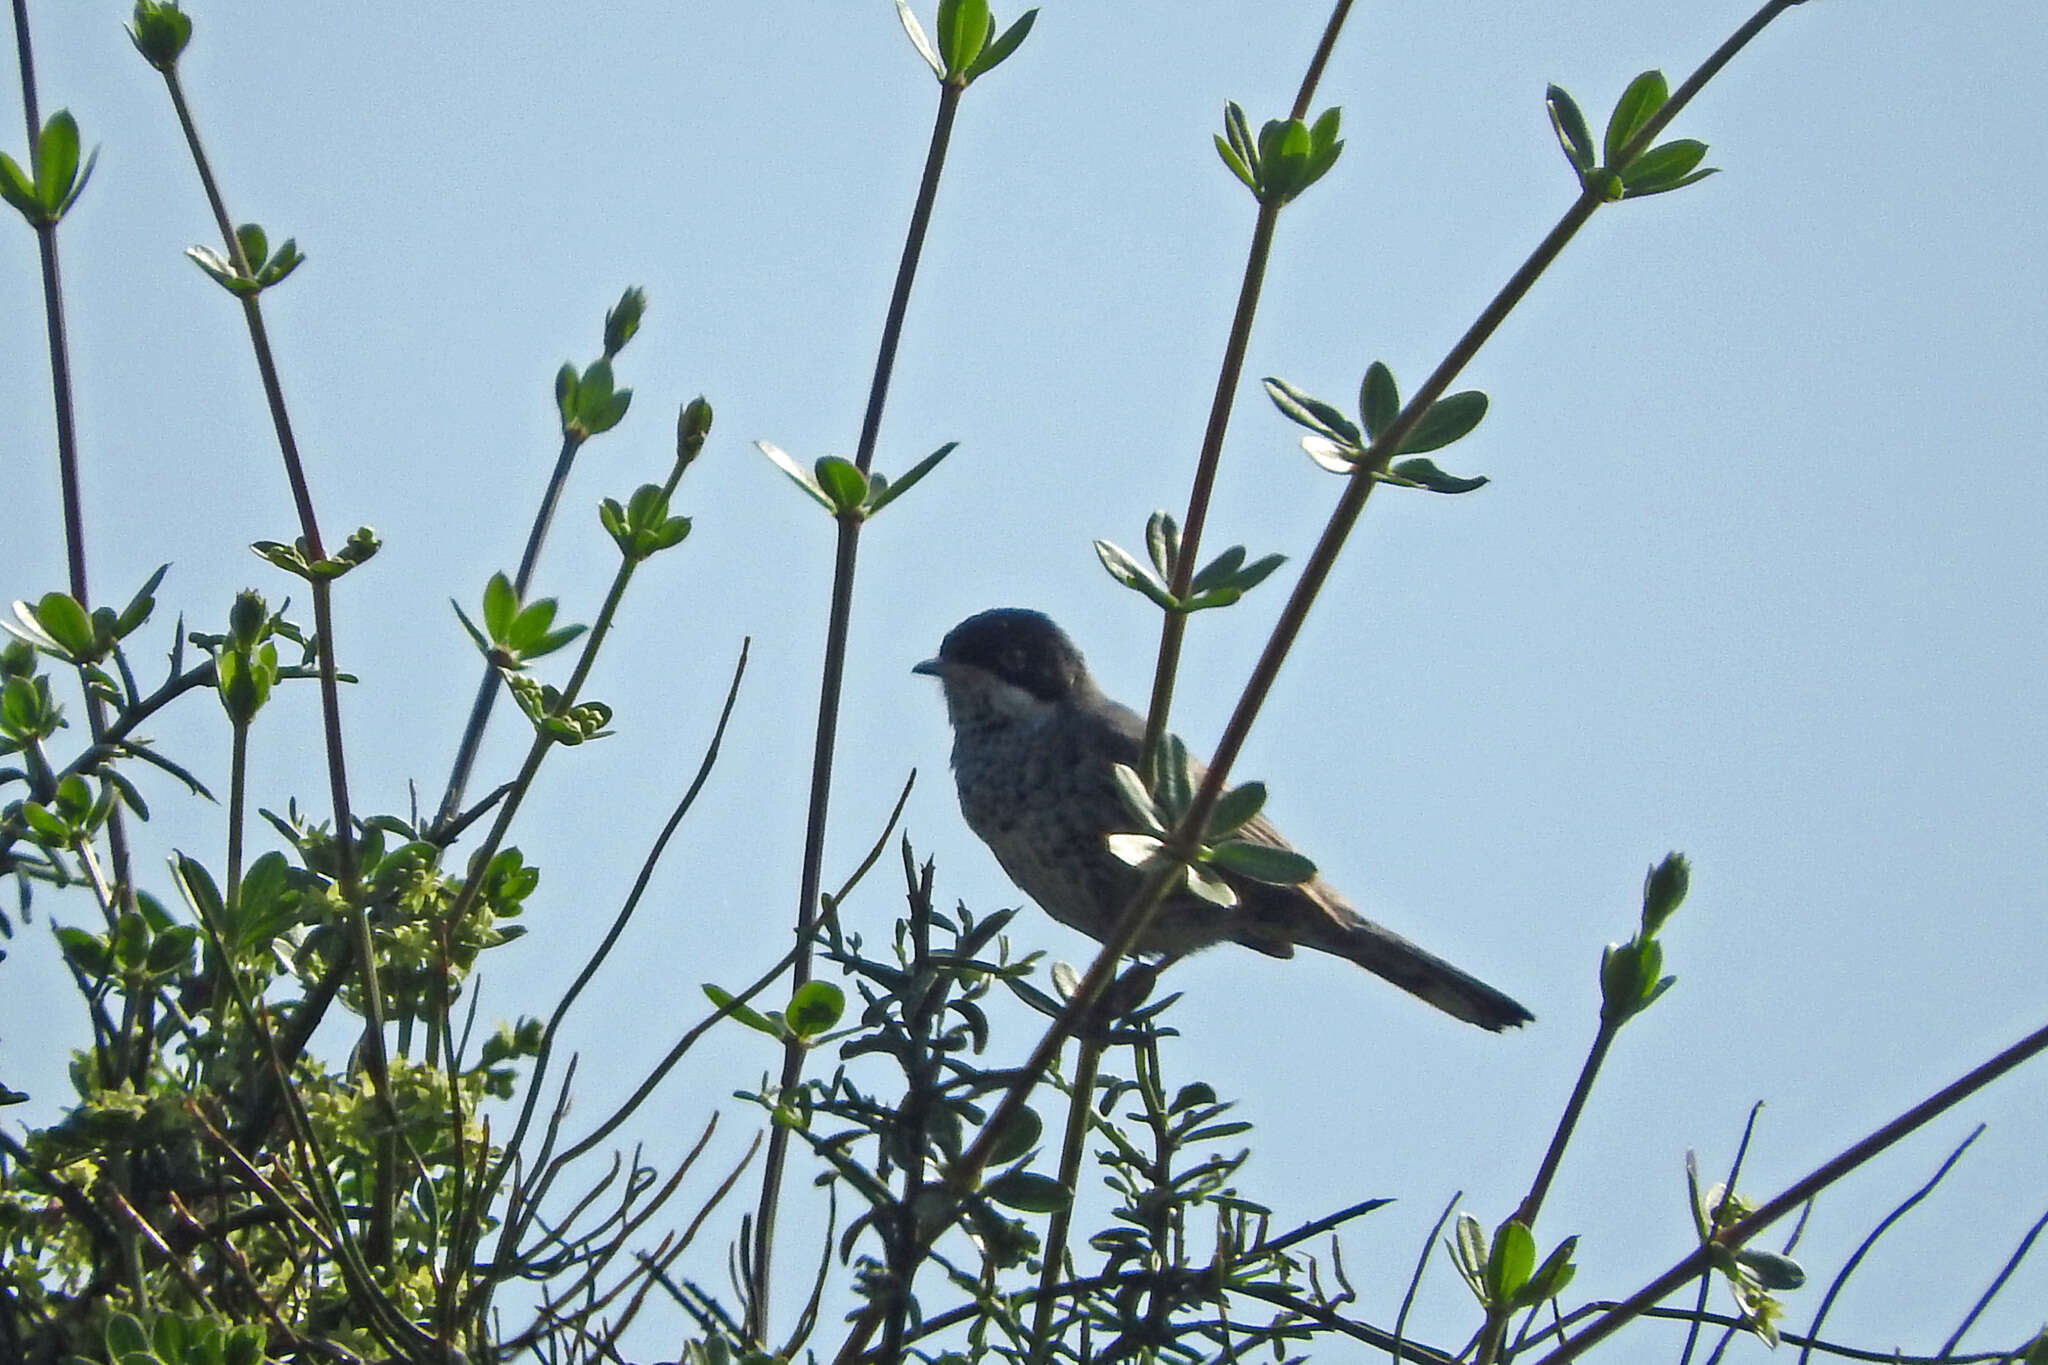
5,3,2046,1359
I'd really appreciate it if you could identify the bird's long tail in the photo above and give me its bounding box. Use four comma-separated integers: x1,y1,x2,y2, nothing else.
1302,911,1534,1032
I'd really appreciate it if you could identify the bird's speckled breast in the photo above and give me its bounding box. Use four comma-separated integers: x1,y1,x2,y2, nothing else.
947,705,1138,939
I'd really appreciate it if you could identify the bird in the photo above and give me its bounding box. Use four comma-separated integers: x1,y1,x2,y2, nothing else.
914,607,1532,1031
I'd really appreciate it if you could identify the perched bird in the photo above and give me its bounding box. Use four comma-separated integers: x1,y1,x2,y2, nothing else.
915,608,1532,1031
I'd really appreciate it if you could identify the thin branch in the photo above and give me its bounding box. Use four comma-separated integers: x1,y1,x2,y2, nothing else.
475,638,749,1267
1939,1199,2048,1359
436,431,588,834
1796,1127,1983,1365
1531,1018,2048,1365
750,74,967,1340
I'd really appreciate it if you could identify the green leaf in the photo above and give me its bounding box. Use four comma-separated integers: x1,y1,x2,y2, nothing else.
1109,762,1164,832
982,1169,1070,1213
864,440,958,515
1205,839,1315,885
1204,781,1265,838
35,111,80,211
1296,105,1344,193
150,1311,188,1361
1299,438,1358,472
1546,84,1595,173
105,1313,150,1361
813,455,868,513
1452,1212,1488,1293
1254,116,1313,201
115,565,170,638
1386,458,1488,495
0,674,60,739
235,222,269,272
450,600,494,660
1359,362,1400,440
507,597,559,651
1094,540,1174,609
786,981,845,1040
0,151,36,218
985,1105,1043,1165
1735,1247,1806,1290
757,441,833,511
1188,545,1245,595
481,572,517,642
1106,831,1164,869
1488,1218,1537,1300
172,853,226,930
20,801,69,843
1402,390,1489,454
703,983,779,1037
1233,552,1284,592
113,911,151,971
965,8,1036,81
1620,139,1715,196
1515,1233,1579,1308
221,1324,265,1365
936,0,991,77
53,775,92,821
530,624,587,657
33,592,95,659
1182,863,1237,906
1263,377,1360,446
1145,510,1180,581
1214,135,1257,192
555,362,579,427
1604,69,1670,167
1223,101,1253,163
255,238,305,288
895,0,943,75
1156,733,1193,819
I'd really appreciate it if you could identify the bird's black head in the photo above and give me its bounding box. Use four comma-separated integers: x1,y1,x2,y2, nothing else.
915,608,1091,703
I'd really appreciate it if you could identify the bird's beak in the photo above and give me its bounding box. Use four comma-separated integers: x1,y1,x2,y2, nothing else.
912,657,944,677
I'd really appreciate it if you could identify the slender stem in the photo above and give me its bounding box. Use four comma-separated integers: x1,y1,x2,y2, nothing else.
471,641,748,1304
160,64,360,895
1938,1200,2048,1359
10,0,37,141
879,858,941,1365
15,0,141,915
1530,1018,2048,1365
1794,1127,1981,1365
163,49,393,1245
746,76,965,1341
435,433,589,834
854,81,963,475
1515,1019,1621,1230
10,0,86,614
250,427,698,1146
225,723,248,908
1188,0,1805,842
442,550,640,927
1139,0,1351,769
214,719,250,1048
32,226,87,606
15,16,149,1307
1030,1038,1103,1355
1288,0,1353,121
1139,197,1282,769
829,859,1183,1365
